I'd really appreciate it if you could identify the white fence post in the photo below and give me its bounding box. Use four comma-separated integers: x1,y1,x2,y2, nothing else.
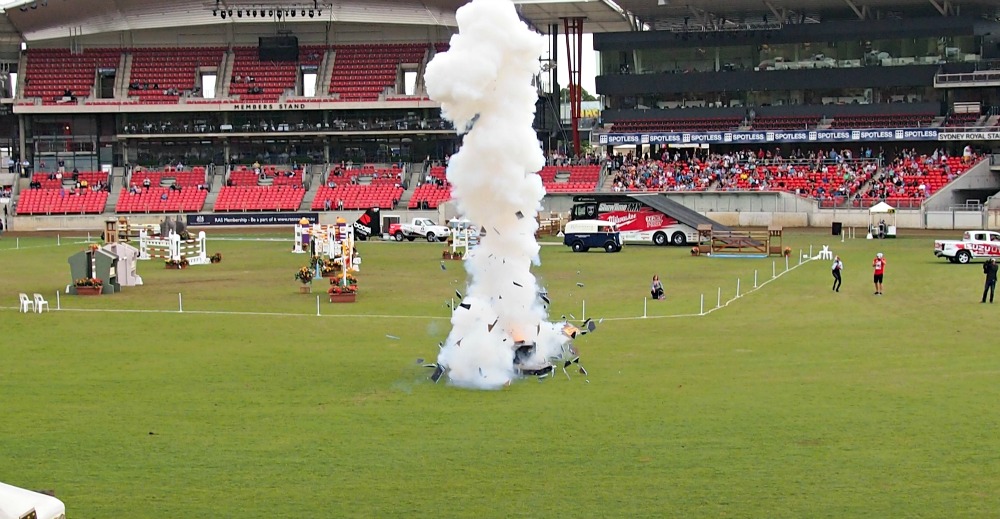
178,292,183,313
717,287,721,308
736,278,741,298
56,291,61,310
316,295,321,316
700,294,704,315
582,300,586,321
754,270,758,288
643,297,647,318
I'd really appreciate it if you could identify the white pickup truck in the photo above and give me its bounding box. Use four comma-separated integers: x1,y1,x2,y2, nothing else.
934,230,1000,264
391,218,450,242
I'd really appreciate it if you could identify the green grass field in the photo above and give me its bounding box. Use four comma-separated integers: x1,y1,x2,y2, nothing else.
2,228,999,517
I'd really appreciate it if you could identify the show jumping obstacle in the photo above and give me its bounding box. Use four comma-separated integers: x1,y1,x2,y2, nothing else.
138,230,210,265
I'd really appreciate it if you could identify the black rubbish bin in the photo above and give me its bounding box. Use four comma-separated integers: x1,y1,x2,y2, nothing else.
832,222,843,236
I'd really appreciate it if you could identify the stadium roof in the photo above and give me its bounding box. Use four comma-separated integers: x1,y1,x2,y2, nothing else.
0,0,465,42
0,0,997,42
610,0,1000,31
517,0,1000,33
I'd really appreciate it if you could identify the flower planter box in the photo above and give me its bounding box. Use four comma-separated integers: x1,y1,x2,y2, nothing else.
75,286,102,296
328,293,357,303
299,285,312,294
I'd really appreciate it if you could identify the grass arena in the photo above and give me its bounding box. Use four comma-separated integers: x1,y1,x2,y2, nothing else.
2,226,999,517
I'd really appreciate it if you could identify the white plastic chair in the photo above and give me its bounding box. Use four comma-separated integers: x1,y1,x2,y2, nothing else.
817,245,834,260
19,293,34,313
33,293,50,313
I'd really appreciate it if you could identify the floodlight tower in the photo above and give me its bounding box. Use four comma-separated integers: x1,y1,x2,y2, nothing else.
562,17,584,156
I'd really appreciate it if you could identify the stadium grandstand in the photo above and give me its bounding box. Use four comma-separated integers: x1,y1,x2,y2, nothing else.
0,0,998,231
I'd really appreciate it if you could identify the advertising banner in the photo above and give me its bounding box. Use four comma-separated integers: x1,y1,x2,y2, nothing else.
596,127,949,145
186,212,319,226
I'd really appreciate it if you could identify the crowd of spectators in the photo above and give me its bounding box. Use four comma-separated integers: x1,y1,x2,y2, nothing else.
603,145,981,201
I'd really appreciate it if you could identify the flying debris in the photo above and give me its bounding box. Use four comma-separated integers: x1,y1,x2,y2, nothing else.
430,364,446,383
440,262,447,271
455,289,464,299
515,211,524,220
459,303,472,310
416,358,425,364
463,113,481,133
576,282,585,287
386,334,400,340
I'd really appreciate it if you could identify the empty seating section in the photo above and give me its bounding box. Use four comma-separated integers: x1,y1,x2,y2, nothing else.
328,43,426,101
30,171,108,189
16,189,108,215
23,48,121,104
130,169,206,189
829,113,936,129
312,185,403,210
231,46,324,102
750,116,820,130
228,166,304,187
18,171,111,215
409,165,449,208
116,187,207,213
409,185,451,209
215,165,305,211
611,118,742,132
539,165,600,193
943,112,980,127
214,186,304,211
129,47,224,103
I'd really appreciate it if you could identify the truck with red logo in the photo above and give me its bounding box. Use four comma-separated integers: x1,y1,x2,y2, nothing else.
934,230,1000,264
570,194,721,246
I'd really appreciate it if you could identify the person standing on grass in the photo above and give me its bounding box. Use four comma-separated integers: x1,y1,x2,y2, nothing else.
982,258,998,304
872,252,886,295
831,255,843,292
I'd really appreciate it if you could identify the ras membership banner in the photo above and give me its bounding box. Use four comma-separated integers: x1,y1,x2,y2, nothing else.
187,212,319,226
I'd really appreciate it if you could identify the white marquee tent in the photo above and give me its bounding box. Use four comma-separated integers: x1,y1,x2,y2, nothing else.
868,201,897,238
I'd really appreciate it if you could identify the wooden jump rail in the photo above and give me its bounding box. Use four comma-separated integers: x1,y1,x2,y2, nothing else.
711,230,770,254
697,225,784,256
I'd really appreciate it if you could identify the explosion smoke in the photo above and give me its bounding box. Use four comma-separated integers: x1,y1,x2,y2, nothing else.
424,0,567,389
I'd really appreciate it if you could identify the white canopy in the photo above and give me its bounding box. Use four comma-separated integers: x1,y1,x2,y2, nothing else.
0,482,66,519
869,201,896,214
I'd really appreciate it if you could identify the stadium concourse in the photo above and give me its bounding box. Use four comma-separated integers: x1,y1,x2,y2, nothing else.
0,0,999,225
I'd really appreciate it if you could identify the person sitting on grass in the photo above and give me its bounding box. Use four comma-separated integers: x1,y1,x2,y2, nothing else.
651,274,665,300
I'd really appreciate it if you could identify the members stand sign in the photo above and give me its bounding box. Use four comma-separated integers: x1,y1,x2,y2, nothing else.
187,212,319,226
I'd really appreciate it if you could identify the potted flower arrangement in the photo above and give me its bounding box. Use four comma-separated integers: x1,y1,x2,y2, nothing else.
88,243,100,252
690,246,700,256
783,247,792,258
75,277,103,295
165,258,189,269
294,266,314,293
328,273,358,303
320,258,340,277
210,252,223,264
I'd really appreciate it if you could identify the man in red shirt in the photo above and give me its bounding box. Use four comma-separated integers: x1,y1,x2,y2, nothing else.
872,252,886,295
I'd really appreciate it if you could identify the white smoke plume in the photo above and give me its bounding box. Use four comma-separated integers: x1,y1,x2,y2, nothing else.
424,0,569,389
